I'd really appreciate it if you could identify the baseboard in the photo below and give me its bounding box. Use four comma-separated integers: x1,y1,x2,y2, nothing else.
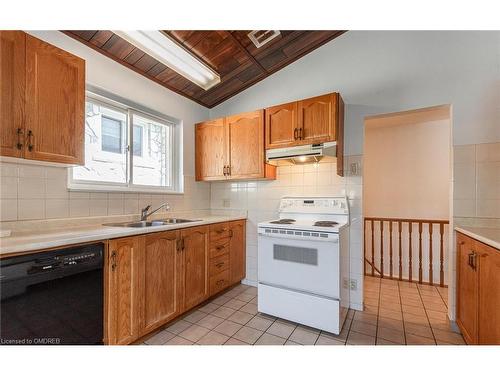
242,278,258,287
350,302,363,311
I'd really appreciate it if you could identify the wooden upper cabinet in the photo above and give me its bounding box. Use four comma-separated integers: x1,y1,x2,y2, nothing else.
195,118,228,181
477,242,500,344
106,236,144,345
456,233,478,344
263,92,344,175
0,31,25,158
229,220,246,284
181,226,209,310
142,231,181,333
25,34,85,165
297,93,337,144
195,111,275,181
227,110,264,179
265,102,298,149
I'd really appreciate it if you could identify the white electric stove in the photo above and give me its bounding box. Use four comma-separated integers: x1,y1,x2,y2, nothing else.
257,196,350,334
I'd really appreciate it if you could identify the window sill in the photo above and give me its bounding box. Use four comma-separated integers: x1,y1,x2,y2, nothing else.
67,184,184,195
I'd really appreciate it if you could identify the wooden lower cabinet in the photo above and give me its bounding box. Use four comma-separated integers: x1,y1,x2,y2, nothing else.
143,231,181,333
229,220,246,284
106,236,144,345
456,231,500,344
456,233,478,343
105,220,246,345
180,226,210,311
477,241,500,344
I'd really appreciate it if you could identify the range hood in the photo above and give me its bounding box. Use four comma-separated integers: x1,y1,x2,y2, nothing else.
266,141,337,165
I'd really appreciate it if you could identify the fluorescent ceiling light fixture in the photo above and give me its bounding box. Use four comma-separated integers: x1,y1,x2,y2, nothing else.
113,30,220,90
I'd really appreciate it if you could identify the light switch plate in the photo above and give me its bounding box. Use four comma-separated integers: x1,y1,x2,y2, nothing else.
349,279,358,291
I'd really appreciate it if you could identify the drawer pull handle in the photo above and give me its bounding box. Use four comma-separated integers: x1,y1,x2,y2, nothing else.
111,251,117,271
216,245,224,251
215,228,228,234
27,130,34,152
216,280,225,286
16,128,23,150
216,262,225,268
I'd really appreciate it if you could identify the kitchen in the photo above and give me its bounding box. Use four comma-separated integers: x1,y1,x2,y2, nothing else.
1,2,499,375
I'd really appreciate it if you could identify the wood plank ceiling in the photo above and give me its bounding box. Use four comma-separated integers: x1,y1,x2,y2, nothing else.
63,30,346,108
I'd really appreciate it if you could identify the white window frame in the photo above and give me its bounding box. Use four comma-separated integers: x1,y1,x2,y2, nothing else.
68,91,183,194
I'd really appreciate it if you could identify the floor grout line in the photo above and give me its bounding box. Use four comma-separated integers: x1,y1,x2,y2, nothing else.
415,283,438,345
397,281,408,345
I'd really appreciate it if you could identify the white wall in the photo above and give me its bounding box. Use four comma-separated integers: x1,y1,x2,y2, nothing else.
210,31,500,149
364,118,451,219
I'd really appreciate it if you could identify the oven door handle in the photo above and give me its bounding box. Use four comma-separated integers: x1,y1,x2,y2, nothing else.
258,232,338,243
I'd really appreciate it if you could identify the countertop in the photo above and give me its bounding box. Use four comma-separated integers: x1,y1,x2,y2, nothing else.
455,226,500,250
0,215,247,257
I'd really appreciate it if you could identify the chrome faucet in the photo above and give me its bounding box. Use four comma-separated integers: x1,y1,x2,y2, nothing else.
140,202,170,221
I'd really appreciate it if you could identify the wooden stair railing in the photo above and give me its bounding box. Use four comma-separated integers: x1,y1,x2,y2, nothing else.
364,217,449,286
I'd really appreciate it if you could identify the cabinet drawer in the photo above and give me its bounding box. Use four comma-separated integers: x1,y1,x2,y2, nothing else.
210,223,231,242
210,269,230,295
209,239,230,258
209,254,230,276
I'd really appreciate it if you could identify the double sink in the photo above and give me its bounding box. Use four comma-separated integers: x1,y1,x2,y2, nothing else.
103,218,200,228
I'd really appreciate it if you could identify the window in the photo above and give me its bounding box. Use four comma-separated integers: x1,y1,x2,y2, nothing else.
101,116,124,154
70,93,180,193
132,125,143,157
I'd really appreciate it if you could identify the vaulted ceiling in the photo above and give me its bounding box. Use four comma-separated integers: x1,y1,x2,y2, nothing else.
63,30,346,108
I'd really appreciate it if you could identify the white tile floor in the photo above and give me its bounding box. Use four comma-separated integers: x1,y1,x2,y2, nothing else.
141,276,465,345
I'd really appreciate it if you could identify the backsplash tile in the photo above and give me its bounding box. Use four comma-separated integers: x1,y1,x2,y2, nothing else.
453,141,500,220
0,161,211,223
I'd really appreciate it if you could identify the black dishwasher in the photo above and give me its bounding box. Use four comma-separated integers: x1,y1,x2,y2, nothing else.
0,243,103,345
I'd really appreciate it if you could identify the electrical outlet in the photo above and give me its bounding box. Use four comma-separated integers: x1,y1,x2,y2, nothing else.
350,162,359,176
342,278,349,289
349,279,358,291
223,199,231,208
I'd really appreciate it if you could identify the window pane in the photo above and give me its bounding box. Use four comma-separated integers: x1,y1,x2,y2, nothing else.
133,125,143,157
73,102,128,184
132,114,170,187
101,116,123,154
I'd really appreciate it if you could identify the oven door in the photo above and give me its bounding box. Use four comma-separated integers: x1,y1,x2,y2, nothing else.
258,231,340,298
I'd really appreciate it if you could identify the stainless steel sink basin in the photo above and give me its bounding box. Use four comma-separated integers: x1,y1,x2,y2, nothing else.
103,218,200,228
160,218,197,224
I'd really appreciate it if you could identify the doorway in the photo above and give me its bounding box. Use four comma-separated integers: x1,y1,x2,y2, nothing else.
362,105,452,286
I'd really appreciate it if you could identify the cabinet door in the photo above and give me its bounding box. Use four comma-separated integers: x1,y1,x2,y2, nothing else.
0,31,25,158
25,34,85,165
106,236,144,345
195,118,228,181
456,233,478,344
230,220,246,284
227,110,265,179
265,102,298,149
181,226,209,310
143,231,181,333
297,93,337,144
478,242,500,344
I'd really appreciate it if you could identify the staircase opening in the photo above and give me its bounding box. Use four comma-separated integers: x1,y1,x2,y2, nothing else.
363,105,452,286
